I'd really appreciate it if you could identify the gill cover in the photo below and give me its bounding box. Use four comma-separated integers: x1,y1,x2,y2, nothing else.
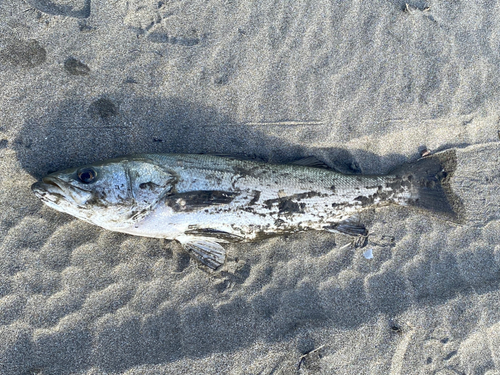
123,159,178,222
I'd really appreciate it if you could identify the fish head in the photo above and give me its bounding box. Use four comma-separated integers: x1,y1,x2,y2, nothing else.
31,157,177,229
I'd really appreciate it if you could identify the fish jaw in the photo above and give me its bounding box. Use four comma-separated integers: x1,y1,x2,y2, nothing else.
31,177,93,214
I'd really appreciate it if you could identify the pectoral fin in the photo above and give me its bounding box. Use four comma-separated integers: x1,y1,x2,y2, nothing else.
176,236,226,270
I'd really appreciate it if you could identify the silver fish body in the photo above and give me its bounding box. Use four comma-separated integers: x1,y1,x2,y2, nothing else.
32,152,462,269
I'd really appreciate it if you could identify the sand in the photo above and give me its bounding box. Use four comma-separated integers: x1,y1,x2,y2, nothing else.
1,0,500,374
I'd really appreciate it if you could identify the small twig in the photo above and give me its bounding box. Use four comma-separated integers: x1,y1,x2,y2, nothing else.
297,345,325,370
338,243,351,250
244,120,324,126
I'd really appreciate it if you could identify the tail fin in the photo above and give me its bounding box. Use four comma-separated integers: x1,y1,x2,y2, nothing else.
391,150,464,222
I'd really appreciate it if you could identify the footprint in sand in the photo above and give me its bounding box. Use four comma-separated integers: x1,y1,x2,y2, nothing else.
25,0,91,19
0,39,46,68
124,0,203,46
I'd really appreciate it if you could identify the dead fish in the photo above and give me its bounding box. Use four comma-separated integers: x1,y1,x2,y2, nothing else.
31,151,463,269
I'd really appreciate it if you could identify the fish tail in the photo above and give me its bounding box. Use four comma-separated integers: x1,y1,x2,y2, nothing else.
392,150,464,222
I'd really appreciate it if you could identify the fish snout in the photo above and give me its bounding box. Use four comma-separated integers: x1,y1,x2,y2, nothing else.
31,177,68,204
32,177,63,194
31,181,46,198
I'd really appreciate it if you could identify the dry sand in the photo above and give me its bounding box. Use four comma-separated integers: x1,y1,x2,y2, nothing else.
1,0,500,374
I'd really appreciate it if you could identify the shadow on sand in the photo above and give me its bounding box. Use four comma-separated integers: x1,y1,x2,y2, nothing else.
12,93,496,374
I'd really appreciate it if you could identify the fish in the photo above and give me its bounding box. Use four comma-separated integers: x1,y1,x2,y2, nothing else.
31,150,463,269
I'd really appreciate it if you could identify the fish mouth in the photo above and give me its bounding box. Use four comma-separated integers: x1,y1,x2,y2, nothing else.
31,176,91,207
31,177,66,202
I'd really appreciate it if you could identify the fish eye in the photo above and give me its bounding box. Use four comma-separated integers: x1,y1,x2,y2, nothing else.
77,168,97,183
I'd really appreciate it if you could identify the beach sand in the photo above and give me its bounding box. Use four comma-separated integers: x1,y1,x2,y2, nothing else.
1,0,500,374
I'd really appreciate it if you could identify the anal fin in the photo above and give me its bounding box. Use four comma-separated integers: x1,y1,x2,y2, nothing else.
177,236,226,270
323,217,368,236
324,218,369,248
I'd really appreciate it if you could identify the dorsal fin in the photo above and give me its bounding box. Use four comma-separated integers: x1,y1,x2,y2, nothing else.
289,156,331,169
209,153,266,162
289,156,362,174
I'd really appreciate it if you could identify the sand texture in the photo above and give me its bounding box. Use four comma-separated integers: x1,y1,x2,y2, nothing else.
1,0,500,374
